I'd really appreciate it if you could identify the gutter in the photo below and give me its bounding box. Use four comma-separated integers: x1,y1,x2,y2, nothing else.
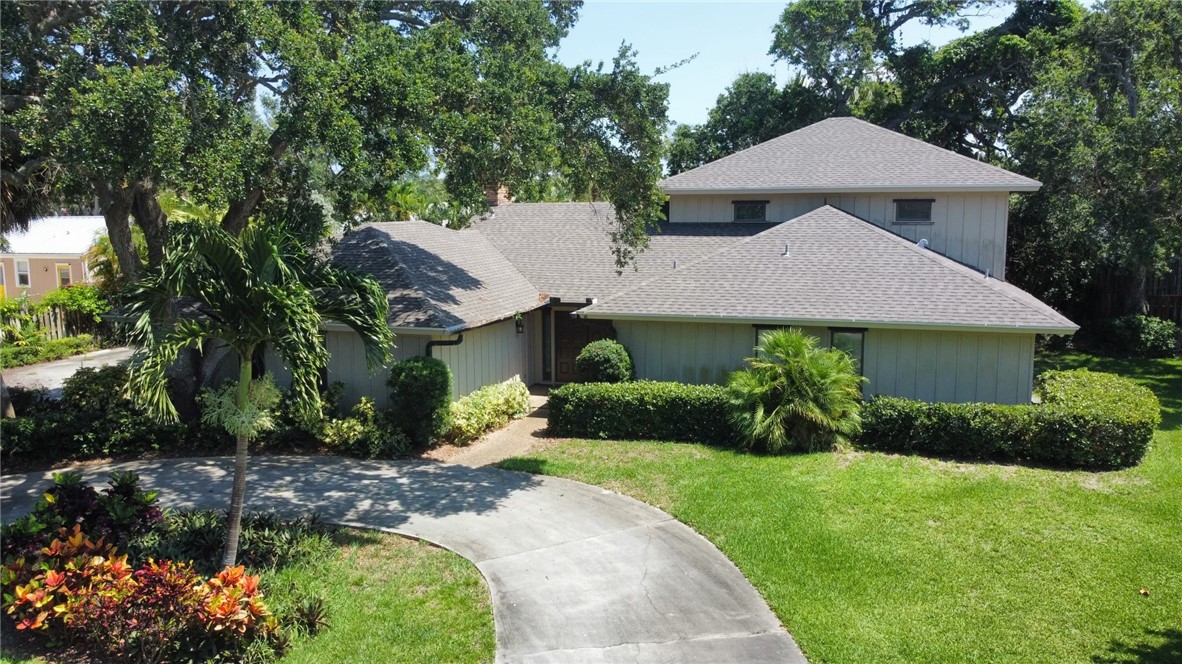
572,310,1077,336
425,334,464,357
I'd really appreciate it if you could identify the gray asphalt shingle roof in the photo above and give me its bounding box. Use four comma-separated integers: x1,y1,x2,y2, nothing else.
332,222,544,331
577,206,1077,333
660,117,1041,194
473,202,775,302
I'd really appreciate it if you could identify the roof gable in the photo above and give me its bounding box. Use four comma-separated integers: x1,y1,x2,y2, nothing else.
578,206,1075,334
660,117,1040,194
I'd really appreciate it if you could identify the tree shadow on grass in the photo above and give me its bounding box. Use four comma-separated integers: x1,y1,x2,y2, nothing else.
1092,628,1182,664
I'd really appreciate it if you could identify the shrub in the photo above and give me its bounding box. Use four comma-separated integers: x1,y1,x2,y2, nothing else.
727,329,866,453
387,356,453,448
858,369,1159,469
446,378,531,445
0,334,98,368
574,339,633,383
320,397,411,459
1106,314,1178,357
548,381,735,444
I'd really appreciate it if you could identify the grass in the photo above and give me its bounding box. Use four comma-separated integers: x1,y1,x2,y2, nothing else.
0,529,494,664
499,353,1182,663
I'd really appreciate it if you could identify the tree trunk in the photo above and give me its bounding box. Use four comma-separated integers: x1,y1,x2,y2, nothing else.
131,183,169,268
1,381,15,419
221,351,254,568
95,181,140,283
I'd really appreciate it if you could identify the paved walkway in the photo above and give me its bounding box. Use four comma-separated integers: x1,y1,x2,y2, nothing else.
447,391,551,468
1,457,805,663
1,346,134,397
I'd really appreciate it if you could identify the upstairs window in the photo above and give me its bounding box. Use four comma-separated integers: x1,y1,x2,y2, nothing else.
733,200,769,222
894,199,934,224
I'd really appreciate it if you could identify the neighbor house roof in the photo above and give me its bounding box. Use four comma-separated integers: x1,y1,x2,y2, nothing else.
332,222,544,333
473,202,774,302
577,206,1076,334
1,216,107,255
659,117,1041,194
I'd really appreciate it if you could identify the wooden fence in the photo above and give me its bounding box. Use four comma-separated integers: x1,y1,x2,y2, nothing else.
3,306,99,340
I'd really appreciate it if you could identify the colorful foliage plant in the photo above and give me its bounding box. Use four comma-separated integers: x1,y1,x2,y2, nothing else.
2,525,277,661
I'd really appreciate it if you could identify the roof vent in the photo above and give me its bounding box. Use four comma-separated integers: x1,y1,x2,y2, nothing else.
673,259,679,269
782,243,790,257
917,238,930,249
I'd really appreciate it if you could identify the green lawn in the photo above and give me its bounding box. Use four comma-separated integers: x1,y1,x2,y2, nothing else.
500,353,1182,663
0,529,494,664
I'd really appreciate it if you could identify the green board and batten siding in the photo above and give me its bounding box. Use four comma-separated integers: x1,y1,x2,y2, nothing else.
614,320,1036,405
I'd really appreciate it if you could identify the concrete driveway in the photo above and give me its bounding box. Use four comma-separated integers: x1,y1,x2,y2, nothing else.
1,456,806,663
1,346,135,397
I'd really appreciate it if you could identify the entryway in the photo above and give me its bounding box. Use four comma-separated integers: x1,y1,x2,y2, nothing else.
553,310,614,383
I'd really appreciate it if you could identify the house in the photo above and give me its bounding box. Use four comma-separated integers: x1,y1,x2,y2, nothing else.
0,216,107,299
281,117,1076,408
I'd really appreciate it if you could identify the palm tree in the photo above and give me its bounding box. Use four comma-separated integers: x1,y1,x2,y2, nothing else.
125,223,393,566
727,328,866,453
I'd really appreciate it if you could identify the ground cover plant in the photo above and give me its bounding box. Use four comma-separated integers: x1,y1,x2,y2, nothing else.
501,353,1182,663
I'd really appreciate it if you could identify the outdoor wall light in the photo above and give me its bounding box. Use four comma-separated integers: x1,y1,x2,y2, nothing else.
514,314,525,334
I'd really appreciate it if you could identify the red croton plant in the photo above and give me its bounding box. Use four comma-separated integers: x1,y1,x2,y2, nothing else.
2,525,277,659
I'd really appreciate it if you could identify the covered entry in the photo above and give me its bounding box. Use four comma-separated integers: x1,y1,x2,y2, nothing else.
550,308,614,383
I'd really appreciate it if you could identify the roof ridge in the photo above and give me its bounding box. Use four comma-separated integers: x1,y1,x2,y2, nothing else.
820,207,1068,326
358,225,455,329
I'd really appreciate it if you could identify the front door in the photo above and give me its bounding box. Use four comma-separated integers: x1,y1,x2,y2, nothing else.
554,312,614,383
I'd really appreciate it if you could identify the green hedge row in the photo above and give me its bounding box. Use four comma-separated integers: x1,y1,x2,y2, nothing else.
859,369,1159,469
547,381,735,444
446,378,531,445
1,334,98,369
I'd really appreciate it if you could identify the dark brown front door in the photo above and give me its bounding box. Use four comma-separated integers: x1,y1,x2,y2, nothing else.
554,313,614,383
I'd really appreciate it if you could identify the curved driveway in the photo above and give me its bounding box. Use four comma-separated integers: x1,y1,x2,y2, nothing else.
1,456,805,663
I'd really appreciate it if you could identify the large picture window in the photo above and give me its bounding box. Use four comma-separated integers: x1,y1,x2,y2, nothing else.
733,200,769,222
894,199,934,223
829,328,866,375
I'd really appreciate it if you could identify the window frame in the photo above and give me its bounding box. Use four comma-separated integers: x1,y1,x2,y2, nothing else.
732,200,770,223
893,198,935,225
55,263,72,287
15,259,30,287
828,327,867,376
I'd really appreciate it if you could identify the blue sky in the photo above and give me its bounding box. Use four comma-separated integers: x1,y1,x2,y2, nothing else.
555,1,1011,128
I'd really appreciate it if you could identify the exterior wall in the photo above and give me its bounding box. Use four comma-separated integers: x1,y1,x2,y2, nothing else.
0,255,90,300
615,320,1036,404
667,191,1009,279
432,317,530,398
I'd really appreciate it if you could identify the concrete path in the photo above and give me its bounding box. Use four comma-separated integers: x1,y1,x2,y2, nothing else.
1,346,134,396
1,457,805,663
447,391,551,468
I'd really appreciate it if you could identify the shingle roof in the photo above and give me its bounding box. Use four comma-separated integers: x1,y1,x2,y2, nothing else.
473,202,773,302
660,117,1041,194
578,206,1076,333
332,222,544,331
2,216,108,255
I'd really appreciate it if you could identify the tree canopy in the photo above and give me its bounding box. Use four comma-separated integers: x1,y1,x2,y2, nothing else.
2,0,670,274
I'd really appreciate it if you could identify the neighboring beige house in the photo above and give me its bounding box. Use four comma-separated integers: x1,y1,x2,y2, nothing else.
274,117,1076,408
0,216,106,300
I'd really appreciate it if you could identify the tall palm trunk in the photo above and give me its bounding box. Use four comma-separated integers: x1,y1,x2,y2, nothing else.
221,351,253,567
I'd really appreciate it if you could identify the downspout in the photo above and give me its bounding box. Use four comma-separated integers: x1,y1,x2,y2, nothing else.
425,334,464,357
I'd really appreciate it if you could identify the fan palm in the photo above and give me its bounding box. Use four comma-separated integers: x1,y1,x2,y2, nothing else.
124,223,393,566
727,328,866,453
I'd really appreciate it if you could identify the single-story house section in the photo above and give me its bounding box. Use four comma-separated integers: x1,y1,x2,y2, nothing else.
0,216,107,299
277,117,1077,407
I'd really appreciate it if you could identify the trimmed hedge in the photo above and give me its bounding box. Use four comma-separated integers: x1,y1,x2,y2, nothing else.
1,334,98,369
548,381,735,444
387,356,453,449
575,339,633,383
446,378,531,445
859,369,1159,469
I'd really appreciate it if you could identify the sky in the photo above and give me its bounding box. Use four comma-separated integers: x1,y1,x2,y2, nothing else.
554,1,1012,128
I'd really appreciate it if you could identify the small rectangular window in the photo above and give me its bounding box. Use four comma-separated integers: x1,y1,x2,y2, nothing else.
56,263,71,287
829,328,866,375
15,259,29,287
894,199,933,223
733,200,769,222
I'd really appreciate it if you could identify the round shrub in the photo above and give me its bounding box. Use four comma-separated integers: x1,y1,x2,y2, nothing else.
1107,314,1178,358
387,356,453,448
574,339,633,383
727,328,866,453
